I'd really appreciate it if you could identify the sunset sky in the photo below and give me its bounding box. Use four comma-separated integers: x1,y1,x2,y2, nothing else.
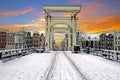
0,0,120,36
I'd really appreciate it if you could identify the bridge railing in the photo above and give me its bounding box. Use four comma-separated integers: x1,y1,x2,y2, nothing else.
91,48,120,62
0,49,32,62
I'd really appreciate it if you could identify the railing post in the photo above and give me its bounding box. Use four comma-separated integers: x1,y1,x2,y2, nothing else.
0,52,2,60
116,52,119,61
108,51,110,59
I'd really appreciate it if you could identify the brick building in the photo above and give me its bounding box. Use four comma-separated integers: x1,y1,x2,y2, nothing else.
0,30,7,50
26,32,32,48
99,33,114,50
107,34,114,50
32,31,40,48
0,30,45,50
99,33,107,49
32,32,45,49
6,32,15,49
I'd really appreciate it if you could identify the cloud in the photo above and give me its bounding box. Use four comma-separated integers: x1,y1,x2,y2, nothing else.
0,3,120,35
62,2,104,18
79,2,105,17
29,11,45,32
70,0,84,4
62,1,115,34
73,1,120,33
0,11,45,34
0,7,33,16
78,15,120,33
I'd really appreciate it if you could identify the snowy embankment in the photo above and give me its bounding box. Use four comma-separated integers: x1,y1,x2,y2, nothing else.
67,52,120,80
0,52,55,80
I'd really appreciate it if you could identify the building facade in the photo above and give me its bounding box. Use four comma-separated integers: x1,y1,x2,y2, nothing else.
0,30,7,50
32,31,40,48
6,32,15,49
0,30,46,50
80,37,86,49
113,31,120,51
99,33,114,50
78,34,100,49
84,36,99,49
0,30,15,50
99,33,107,49
102,30,120,51
39,33,45,50
15,31,27,49
32,32,45,49
111,31,120,51
26,32,32,48
107,34,114,50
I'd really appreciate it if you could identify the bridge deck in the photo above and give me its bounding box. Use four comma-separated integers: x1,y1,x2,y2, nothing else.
0,51,120,80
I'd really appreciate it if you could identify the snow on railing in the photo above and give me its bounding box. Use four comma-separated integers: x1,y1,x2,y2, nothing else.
0,49,32,62
91,48,120,62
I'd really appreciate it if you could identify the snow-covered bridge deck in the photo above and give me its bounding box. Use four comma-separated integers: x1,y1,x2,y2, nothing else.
0,51,120,80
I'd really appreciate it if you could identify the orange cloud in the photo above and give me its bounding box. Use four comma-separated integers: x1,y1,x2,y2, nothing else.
79,2,105,17
78,15,120,33
55,40,62,46
74,1,120,34
0,7,33,16
0,3,120,36
0,11,45,34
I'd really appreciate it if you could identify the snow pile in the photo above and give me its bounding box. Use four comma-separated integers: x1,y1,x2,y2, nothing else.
67,52,120,80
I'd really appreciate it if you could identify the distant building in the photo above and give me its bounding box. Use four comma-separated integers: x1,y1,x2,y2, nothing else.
32,31,40,48
6,32,15,49
112,31,120,51
102,30,120,51
0,30,45,50
15,31,27,49
61,39,66,51
108,31,120,51
92,37,100,49
0,30,15,50
99,33,114,50
106,34,114,50
85,36,99,49
99,33,107,49
39,33,45,50
65,34,68,50
26,32,32,48
78,34,100,49
80,37,86,49
76,31,84,50
32,32,45,49
0,30,7,50
60,34,68,51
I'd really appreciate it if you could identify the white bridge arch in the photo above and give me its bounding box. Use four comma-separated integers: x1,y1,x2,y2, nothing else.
44,5,81,51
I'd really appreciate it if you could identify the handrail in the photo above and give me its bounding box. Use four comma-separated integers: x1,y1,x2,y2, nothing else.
91,48,120,62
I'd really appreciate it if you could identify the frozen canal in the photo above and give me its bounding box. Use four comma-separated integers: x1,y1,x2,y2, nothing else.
0,51,120,80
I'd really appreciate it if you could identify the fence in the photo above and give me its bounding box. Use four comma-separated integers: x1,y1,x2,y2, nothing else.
0,49,31,62
91,49,120,62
